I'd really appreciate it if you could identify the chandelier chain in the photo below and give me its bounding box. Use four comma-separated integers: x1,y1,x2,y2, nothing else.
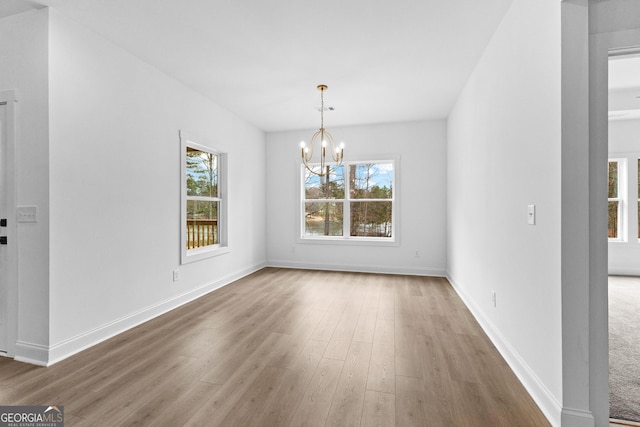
320,87,325,129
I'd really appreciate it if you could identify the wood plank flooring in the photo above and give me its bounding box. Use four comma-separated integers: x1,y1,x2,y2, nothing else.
0,268,550,426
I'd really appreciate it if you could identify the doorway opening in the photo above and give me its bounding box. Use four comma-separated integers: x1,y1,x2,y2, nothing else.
608,52,640,426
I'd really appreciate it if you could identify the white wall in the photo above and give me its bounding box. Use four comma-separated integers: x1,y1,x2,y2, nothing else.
0,9,51,361
610,120,640,153
47,10,266,363
266,120,447,276
447,0,562,424
608,119,640,275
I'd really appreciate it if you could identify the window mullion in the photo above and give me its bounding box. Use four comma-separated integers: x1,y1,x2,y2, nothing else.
344,166,350,238
186,196,220,207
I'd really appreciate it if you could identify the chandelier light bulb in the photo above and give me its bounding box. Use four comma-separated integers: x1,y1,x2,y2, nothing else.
322,140,327,148
300,141,306,148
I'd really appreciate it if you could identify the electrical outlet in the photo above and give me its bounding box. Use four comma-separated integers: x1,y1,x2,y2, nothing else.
173,269,180,282
492,291,497,307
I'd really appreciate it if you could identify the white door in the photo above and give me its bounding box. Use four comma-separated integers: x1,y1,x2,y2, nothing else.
0,101,7,354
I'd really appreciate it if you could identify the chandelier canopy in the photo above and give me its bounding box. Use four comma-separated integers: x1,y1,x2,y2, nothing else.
299,85,344,177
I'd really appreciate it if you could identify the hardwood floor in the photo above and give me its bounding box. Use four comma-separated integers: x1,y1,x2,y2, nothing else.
0,268,549,426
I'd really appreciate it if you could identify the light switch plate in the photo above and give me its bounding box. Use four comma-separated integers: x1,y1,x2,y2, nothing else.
17,206,37,223
527,204,536,225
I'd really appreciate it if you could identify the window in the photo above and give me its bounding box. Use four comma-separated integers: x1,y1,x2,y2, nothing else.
301,160,396,243
608,159,625,241
180,131,227,263
349,163,394,237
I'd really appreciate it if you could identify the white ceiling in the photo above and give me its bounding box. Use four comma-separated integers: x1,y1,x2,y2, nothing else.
6,0,515,132
0,0,42,18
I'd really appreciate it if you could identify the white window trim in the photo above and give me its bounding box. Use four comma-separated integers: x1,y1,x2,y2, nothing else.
608,157,627,243
637,157,640,243
297,156,400,246
180,130,229,264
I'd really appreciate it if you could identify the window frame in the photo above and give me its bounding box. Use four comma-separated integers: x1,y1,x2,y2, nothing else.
637,157,640,242
180,131,229,264
298,157,399,246
608,158,626,242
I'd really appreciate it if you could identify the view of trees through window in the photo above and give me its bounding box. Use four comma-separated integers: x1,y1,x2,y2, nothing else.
304,165,345,236
608,160,619,239
349,163,393,237
303,162,394,239
186,147,219,249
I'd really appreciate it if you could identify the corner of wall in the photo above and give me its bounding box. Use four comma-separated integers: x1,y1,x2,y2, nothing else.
0,3,52,368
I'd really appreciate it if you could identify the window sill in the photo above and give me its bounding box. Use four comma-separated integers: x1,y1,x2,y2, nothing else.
181,245,230,264
298,236,399,247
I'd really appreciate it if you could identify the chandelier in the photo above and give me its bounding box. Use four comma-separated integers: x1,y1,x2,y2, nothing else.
299,84,344,177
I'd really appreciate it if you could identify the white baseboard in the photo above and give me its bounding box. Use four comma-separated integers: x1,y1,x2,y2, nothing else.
561,407,595,427
446,273,562,427
44,262,266,366
267,259,446,277
14,341,49,366
608,268,640,277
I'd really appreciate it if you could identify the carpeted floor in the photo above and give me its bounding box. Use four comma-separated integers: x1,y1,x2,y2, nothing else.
610,276,640,423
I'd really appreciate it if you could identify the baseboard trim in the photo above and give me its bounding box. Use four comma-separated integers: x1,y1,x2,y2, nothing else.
45,261,266,366
14,341,49,366
561,407,595,427
608,269,640,277
446,273,562,427
267,260,446,277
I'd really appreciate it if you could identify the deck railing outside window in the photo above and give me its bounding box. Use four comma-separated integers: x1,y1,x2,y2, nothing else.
187,219,218,249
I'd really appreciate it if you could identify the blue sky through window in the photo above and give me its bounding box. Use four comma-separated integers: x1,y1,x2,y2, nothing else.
304,163,392,192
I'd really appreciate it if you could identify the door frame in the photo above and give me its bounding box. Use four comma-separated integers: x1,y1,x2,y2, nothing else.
591,30,640,427
0,89,18,358
605,47,640,424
